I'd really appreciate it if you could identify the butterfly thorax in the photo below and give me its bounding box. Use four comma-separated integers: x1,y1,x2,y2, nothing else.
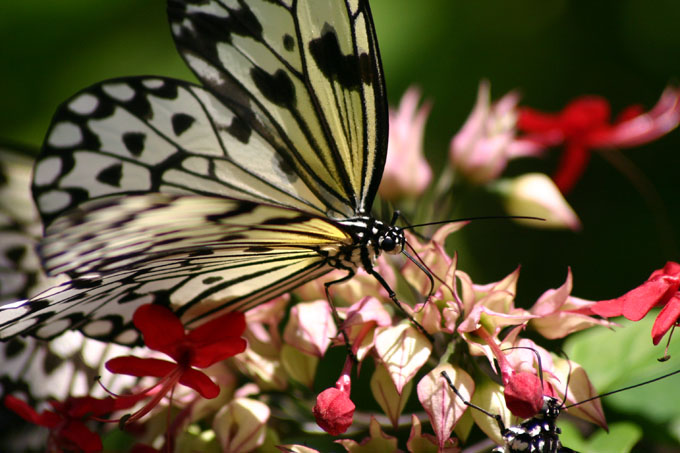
328,216,404,270
497,397,569,453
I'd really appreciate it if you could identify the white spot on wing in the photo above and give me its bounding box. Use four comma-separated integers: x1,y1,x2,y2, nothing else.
142,78,165,89
34,157,63,186
36,318,72,338
102,83,136,102
68,93,99,115
82,320,113,338
185,54,224,86
37,190,72,214
48,122,83,148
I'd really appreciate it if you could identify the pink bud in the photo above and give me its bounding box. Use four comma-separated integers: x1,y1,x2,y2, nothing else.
503,372,544,419
312,386,355,435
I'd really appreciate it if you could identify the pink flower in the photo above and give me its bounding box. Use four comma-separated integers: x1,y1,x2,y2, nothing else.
379,86,433,200
450,80,543,184
518,86,680,193
592,261,680,345
312,356,355,435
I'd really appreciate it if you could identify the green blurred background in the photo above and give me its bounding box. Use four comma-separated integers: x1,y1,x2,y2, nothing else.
1,0,679,450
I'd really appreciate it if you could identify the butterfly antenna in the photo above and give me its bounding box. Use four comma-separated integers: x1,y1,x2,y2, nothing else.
556,349,574,408
402,215,545,231
563,368,680,409
440,370,508,432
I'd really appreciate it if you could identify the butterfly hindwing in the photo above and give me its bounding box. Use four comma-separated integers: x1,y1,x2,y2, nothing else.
1,194,347,342
34,77,331,228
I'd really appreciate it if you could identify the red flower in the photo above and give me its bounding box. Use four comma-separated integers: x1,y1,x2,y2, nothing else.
518,87,680,193
4,394,135,453
106,304,247,423
313,356,355,435
592,261,680,345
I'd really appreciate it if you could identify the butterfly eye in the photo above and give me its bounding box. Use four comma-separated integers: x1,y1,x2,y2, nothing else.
379,235,396,252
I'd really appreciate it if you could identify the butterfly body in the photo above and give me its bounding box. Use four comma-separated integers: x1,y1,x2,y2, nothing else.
496,396,575,453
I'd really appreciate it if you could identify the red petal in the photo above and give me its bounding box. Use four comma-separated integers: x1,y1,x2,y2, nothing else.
133,304,184,352
517,108,562,132
552,142,590,194
67,396,116,418
621,279,674,321
60,421,103,453
652,294,680,345
106,356,176,378
312,387,355,435
186,311,246,345
559,96,610,136
5,396,61,427
591,298,625,318
178,368,220,399
615,104,645,123
661,261,680,278
593,279,672,321
191,338,247,368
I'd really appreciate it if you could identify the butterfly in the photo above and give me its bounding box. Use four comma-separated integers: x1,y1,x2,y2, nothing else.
0,0,419,345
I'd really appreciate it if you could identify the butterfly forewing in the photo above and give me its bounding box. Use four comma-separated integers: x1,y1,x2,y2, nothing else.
168,0,387,215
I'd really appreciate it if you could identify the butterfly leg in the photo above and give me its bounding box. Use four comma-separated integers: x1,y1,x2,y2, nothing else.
367,268,435,343
324,271,359,364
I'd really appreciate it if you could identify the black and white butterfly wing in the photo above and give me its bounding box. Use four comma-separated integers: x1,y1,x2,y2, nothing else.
168,0,388,216
0,0,388,343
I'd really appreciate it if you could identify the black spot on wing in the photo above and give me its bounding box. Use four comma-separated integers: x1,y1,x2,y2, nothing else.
202,276,222,285
5,246,26,265
172,113,195,136
283,33,295,51
43,351,61,374
251,67,295,107
96,163,123,187
71,276,103,289
262,215,310,226
122,132,146,156
189,248,214,257
0,160,7,186
5,338,26,358
168,1,263,64
245,246,273,253
309,28,362,90
205,201,258,222
226,116,252,144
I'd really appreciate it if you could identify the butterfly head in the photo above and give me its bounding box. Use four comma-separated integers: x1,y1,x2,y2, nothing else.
377,225,404,255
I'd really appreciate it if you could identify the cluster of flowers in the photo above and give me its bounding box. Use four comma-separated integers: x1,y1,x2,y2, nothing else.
4,83,680,453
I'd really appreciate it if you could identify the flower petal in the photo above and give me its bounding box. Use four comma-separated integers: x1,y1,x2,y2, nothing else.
417,365,473,449
133,304,184,352
60,421,103,453
374,323,432,394
191,338,248,368
187,311,246,345
652,294,680,345
106,356,176,378
179,367,220,399
4,395,60,427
